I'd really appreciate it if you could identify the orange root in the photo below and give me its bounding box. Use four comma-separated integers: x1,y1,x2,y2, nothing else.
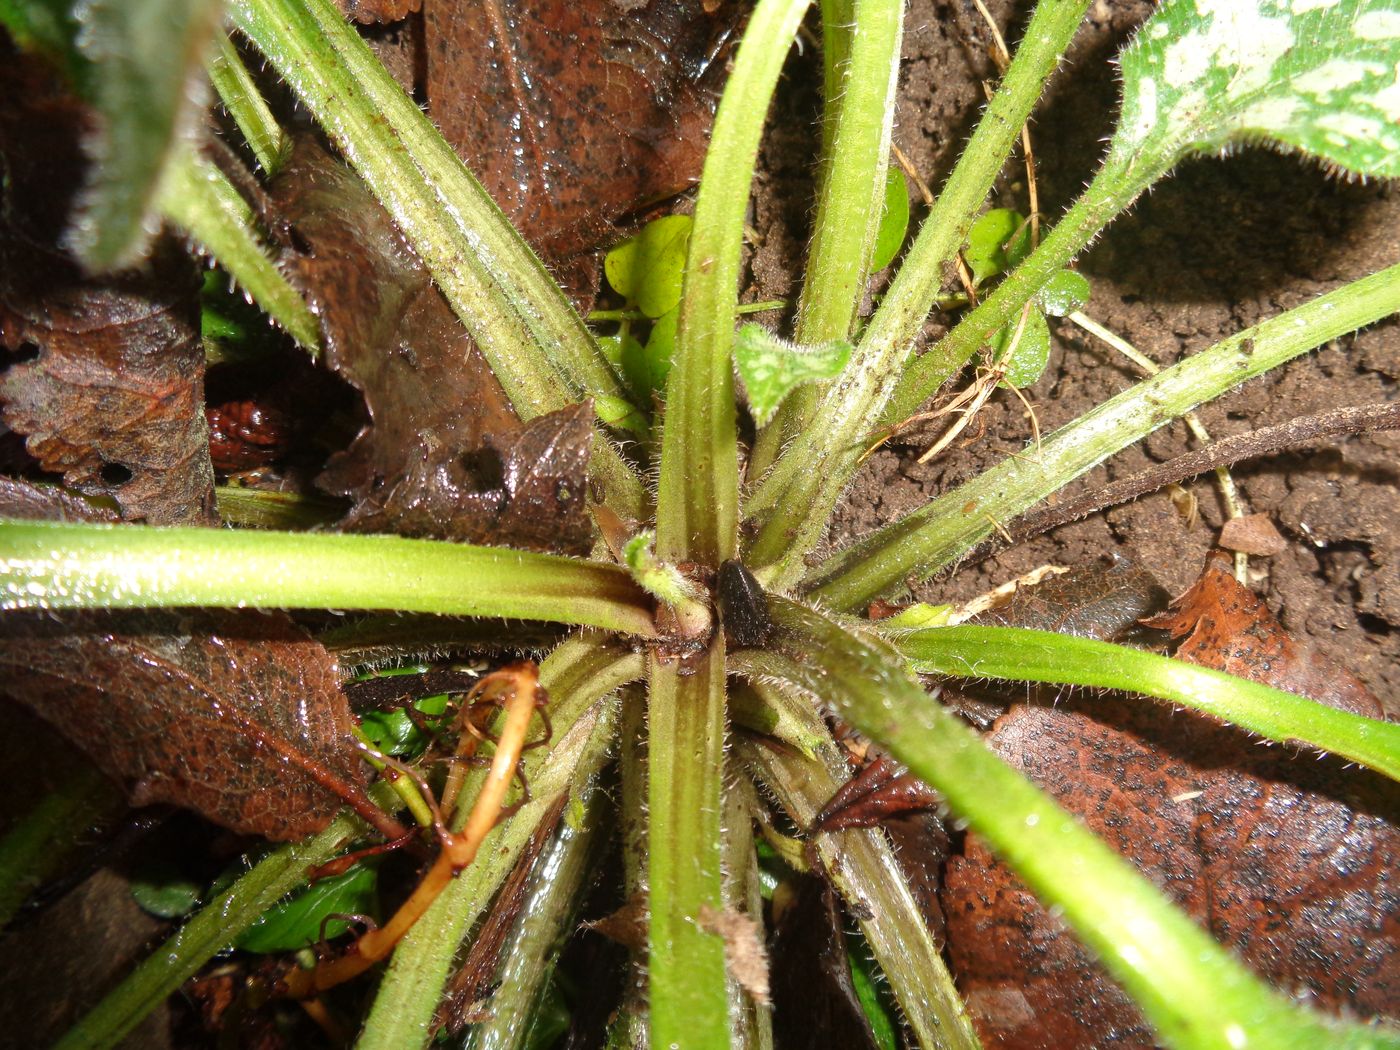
281,663,544,998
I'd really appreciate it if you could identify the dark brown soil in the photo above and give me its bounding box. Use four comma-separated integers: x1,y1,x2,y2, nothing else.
746,0,1399,710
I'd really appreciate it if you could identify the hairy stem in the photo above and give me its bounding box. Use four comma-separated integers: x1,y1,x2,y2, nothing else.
0,520,657,636
808,261,1400,609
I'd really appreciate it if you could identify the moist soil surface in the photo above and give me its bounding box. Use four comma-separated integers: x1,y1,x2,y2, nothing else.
747,0,1399,710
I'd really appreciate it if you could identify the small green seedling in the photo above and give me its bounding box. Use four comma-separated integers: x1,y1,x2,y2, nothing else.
733,323,852,427
962,208,1090,388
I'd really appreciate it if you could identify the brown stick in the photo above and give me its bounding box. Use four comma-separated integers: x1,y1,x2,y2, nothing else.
965,402,1400,563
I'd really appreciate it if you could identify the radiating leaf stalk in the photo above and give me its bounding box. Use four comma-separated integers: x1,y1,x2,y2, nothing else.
733,658,981,1050
744,0,1093,588
55,782,401,1050
228,0,646,520
763,596,1392,1050
0,520,657,636
158,150,320,350
207,33,288,175
69,0,225,270
884,0,1400,428
644,10,812,1031
749,0,904,474
898,625,1400,783
465,772,613,1050
356,639,637,1050
646,645,731,1050
654,0,812,566
809,261,1400,609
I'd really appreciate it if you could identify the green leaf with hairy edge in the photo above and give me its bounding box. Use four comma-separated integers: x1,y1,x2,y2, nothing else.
1113,0,1400,178
990,308,1051,388
734,323,852,427
70,0,225,269
237,861,378,953
847,947,898,1050
604,214,693,319
869,168,910,272
963,208,1031,286
1037,268,1091,317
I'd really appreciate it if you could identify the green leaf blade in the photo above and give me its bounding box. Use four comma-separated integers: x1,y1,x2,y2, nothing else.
1113,0,1400,178
733,323,852,427
72,0,225,269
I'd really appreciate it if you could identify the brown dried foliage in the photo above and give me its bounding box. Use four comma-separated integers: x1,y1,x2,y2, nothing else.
0,610,378,841
0,47,215,525
425,0,744,261
943,555,1398,1047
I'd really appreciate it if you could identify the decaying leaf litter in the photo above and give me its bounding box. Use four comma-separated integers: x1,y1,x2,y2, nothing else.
0,0,1398,1046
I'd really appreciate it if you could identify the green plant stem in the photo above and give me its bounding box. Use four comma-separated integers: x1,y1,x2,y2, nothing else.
357,638,637,1050
898,625,1400,782
655,0,811,566
213,485,343,529
745,0,1092,586
57,782,400,1050
158,150,320,350
646,644,731,1049
882,149,1159,427
751,0,903,475
0,520,657,636
207,33,288,174
0,764,118,928
722,773,773,1050
808,261,1400,609
762,596,1390,1050
229,0,645,520
732,670,980,1050
465,774,613,1050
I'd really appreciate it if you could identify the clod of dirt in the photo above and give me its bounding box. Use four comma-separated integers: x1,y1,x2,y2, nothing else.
0,610,384,841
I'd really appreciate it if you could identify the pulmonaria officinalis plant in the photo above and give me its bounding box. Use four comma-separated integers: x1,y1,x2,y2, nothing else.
1,0,1399,1047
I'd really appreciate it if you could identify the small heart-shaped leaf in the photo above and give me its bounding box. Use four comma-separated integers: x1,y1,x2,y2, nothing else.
964,209,1031,286
603,213,693,318
1036,270,1091,318
733,323,852,427
990,309,1051,389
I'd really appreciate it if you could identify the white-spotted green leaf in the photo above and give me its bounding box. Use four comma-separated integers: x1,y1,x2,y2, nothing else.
72,0,226,269
1113,0,1400,178
733,323,852,427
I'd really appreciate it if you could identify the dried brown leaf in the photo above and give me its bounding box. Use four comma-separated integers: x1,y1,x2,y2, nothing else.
0,47,215,525
769,876,882,1050
1143,549,1380,718
425,0,744,260
0,610,380,841
944,556,1398,1047
265,137,598,553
